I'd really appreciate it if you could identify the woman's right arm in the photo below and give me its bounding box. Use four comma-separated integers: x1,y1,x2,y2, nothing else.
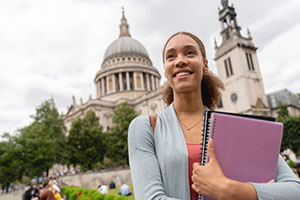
128,116,180,200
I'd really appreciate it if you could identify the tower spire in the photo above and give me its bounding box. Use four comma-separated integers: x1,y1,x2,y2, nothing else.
119,7,131,37
218,1,241,42
247,27,252,39
221,0,229,8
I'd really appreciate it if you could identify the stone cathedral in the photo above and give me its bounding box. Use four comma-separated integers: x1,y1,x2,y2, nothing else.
64,10,164,132
63,2,300,131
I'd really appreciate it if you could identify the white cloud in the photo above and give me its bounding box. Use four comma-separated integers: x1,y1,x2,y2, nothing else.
259,24,300,94
0,0,300,135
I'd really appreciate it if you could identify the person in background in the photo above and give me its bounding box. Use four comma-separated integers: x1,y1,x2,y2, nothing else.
5,182,10,193
109,180,116,189
1,183,5,194
32,183,41,199
98,182,108,194
22,186,33,200
119,183,131,196
51,184,62,200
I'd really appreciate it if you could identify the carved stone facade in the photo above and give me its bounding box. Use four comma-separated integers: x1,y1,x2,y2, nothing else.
64,10,165,132
214,2,271,116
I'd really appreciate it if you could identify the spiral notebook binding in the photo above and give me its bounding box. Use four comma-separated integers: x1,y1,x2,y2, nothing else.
198,111,209,200
198,113,216,200
203,117,215,165
200,111,208,166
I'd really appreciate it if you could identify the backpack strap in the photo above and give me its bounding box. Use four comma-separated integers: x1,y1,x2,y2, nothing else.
149,114,157,134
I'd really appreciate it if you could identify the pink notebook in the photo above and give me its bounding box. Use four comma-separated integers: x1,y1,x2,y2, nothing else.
200,113,283,200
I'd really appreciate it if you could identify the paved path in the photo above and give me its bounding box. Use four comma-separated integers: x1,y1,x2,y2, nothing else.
0,190,23,200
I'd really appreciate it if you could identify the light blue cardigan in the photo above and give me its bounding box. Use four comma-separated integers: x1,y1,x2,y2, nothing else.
128,104,300,200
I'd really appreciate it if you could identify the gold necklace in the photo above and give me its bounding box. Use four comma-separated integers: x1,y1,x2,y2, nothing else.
180,115,203,131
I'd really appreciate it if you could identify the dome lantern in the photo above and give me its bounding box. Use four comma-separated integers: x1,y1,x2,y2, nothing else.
119,7,131,37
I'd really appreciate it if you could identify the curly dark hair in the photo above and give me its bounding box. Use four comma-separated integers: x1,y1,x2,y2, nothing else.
162,32,224,110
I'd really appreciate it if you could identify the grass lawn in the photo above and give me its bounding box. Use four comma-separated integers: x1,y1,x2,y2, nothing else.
108,184,135,200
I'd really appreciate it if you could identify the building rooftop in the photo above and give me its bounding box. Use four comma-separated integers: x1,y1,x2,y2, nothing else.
267,88,300,109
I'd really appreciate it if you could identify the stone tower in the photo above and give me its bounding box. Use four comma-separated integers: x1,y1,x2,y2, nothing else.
215,0,270,116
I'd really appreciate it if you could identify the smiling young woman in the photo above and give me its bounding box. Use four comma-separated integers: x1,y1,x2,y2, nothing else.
128,32,300,200
162,32,224,110
164,34,206,95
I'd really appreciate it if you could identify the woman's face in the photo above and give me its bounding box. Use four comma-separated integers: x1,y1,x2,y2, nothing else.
164,34,208,94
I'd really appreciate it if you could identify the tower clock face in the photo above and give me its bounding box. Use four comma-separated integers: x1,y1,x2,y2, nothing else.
231,93,238,103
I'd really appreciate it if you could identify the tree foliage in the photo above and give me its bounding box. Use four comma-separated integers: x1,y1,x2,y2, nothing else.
0,101,66,180
67,110,105,170
0,134,23,183
277,103,289,122
0,100,140,183
278,115,300,153
106,102,137,165
277,103,300,153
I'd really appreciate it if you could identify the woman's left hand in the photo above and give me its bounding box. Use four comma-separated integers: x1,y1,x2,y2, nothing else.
191,139,229,199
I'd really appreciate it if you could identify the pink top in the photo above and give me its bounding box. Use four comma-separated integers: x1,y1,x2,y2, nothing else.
186,143,202,200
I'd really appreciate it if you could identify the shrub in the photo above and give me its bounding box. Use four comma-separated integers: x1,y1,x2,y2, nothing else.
78,195,90,200
82,188,90,195
115,196,128,200
91,193,105,200
62,186,75,198
69,190,80,200
104,194,116,200
87,189,98,196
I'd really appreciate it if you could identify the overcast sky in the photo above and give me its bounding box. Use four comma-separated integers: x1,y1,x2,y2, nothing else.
1,0,300,135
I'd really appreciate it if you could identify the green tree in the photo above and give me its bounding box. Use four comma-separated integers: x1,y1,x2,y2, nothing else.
15,101,66,177
0,134,23,183
279,115,300,153
106,102,137,165
67,110,105,170
277,103,289,122
277,103,300,153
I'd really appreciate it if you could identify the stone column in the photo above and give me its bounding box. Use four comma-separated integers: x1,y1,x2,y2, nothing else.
119,73,123,91
133,72,137,90
95,80,99,97
141,73,145,90
226,15,231,26
98,81,101,97
146,73,151,91
151,74,155,90
101,78,105,95
106,76,109,94
126,72,130,91
112,74,116,92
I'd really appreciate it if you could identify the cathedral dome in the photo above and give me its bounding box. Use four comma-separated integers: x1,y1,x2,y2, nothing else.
103,36,149,61
94,8,161,102
102,9,150,62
